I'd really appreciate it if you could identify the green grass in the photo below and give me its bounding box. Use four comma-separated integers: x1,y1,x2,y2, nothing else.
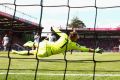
0,51,120,80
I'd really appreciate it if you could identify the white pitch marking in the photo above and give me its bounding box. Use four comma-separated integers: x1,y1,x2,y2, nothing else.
0,73,120,76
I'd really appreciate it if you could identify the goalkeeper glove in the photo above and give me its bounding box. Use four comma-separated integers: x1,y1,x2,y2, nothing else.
95,47,103,54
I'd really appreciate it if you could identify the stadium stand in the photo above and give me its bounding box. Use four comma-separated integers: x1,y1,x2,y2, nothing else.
60,27,120,52
0,11,43,50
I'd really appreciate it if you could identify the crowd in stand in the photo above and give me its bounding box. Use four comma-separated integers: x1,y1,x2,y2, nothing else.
78,38,120,52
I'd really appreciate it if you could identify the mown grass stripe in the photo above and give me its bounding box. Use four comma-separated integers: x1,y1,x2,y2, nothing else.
0,73,120,76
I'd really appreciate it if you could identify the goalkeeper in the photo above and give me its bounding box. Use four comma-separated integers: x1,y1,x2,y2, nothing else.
11,27,103,57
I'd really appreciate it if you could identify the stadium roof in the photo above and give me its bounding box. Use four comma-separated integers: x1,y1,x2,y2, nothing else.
0,11,43,31
60,27,120,36
60,27,120,31
88,27,120,31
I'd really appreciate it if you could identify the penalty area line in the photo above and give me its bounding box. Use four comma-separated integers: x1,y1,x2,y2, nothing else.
0,73,120,76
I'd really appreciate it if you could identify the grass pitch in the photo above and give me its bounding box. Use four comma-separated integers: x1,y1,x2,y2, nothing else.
0,51,120,80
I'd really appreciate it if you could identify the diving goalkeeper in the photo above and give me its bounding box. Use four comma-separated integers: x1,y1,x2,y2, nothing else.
11,27,103,57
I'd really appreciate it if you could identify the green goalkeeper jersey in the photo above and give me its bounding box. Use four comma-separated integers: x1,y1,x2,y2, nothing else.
36,27,90,57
